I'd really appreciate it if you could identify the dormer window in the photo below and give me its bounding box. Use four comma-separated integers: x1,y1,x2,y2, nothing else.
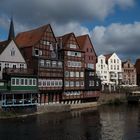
11,48,15,56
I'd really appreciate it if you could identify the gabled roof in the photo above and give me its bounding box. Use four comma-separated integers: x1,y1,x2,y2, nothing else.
76,35,87,49
104,53,114,61
16,24,56,48
57,32,80,49
77,34,97,57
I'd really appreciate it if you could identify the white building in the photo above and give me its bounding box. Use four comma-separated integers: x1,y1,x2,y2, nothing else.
96,55,109,84
0,19,27,79
96,53,122,86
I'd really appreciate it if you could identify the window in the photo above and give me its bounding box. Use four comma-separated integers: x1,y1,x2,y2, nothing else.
117,65,119,70
25,79,28,85
89,81,94,86
55,81,58,86
87,63,94,69
67,61,81,68
16,79,19,85
40,60,44,66
29,79,32,85
96,81,99,86
59,81,62,87
47,81,50,86
70,72,74,77
80,72,84,77
76,81,80,87
89,72,94,76
5,63,9,68
43,81,46,86
52,61,56,67
114,59,116,63
21,79,24,85
111,65,113,70
58,62,62,67
46,60,51,67
101,65,103,69
65,81,69,87
33,79,36,86
11,48,15,56
13,65,16,69
80,81,84,86
101,59,103,64
70,81,74,87
65,71,69,77
34,49,39,56
69,44,77,49
11,78,15,85
75,72,79,77
20,64,24,69
51,81,54,86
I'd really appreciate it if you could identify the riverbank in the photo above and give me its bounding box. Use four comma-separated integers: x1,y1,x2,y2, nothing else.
0,93,127,119
98,93,127,105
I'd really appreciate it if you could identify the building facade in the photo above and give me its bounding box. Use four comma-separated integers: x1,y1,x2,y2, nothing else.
77,35,101,101
96,53,122,90
16,24,63,105
0,19,38,107
135,59,140,86
122,60,137,85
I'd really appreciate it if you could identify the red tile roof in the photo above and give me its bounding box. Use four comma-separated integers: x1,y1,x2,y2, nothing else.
16,24,50,48
77,34,97,57
76,35,87,49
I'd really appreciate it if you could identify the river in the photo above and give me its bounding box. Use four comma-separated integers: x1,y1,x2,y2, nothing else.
0,104,140,140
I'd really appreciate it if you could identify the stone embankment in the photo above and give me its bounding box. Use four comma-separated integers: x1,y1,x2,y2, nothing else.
98,93,127,105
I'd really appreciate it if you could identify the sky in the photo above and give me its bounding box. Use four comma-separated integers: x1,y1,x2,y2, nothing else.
0,0,140,63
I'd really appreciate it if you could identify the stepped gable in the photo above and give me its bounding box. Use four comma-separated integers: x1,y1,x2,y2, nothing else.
16,24,50,48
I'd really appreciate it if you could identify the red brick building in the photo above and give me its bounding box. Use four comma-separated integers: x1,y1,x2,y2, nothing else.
16,24,63,104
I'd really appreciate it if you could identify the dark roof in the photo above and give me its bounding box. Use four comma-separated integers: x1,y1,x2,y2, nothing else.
8,18,15,41
0,40,10,54
104,53,114,61
16,24,51,48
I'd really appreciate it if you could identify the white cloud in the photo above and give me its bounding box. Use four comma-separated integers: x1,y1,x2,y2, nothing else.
52,22,90,36
91,22,140,62
0,0,135,26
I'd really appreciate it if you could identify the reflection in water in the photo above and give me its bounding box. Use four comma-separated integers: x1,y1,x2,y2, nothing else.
0,105,140,140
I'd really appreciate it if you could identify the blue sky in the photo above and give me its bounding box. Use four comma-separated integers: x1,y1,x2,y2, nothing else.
0,0,140,63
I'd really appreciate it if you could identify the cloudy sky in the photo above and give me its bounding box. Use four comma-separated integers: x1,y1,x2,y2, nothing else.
0,0,140,63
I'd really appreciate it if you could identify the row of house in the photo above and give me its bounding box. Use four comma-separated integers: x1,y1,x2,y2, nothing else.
0,19,101,108
96,54,137,90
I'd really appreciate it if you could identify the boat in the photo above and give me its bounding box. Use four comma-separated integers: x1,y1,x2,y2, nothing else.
126,91,140,103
